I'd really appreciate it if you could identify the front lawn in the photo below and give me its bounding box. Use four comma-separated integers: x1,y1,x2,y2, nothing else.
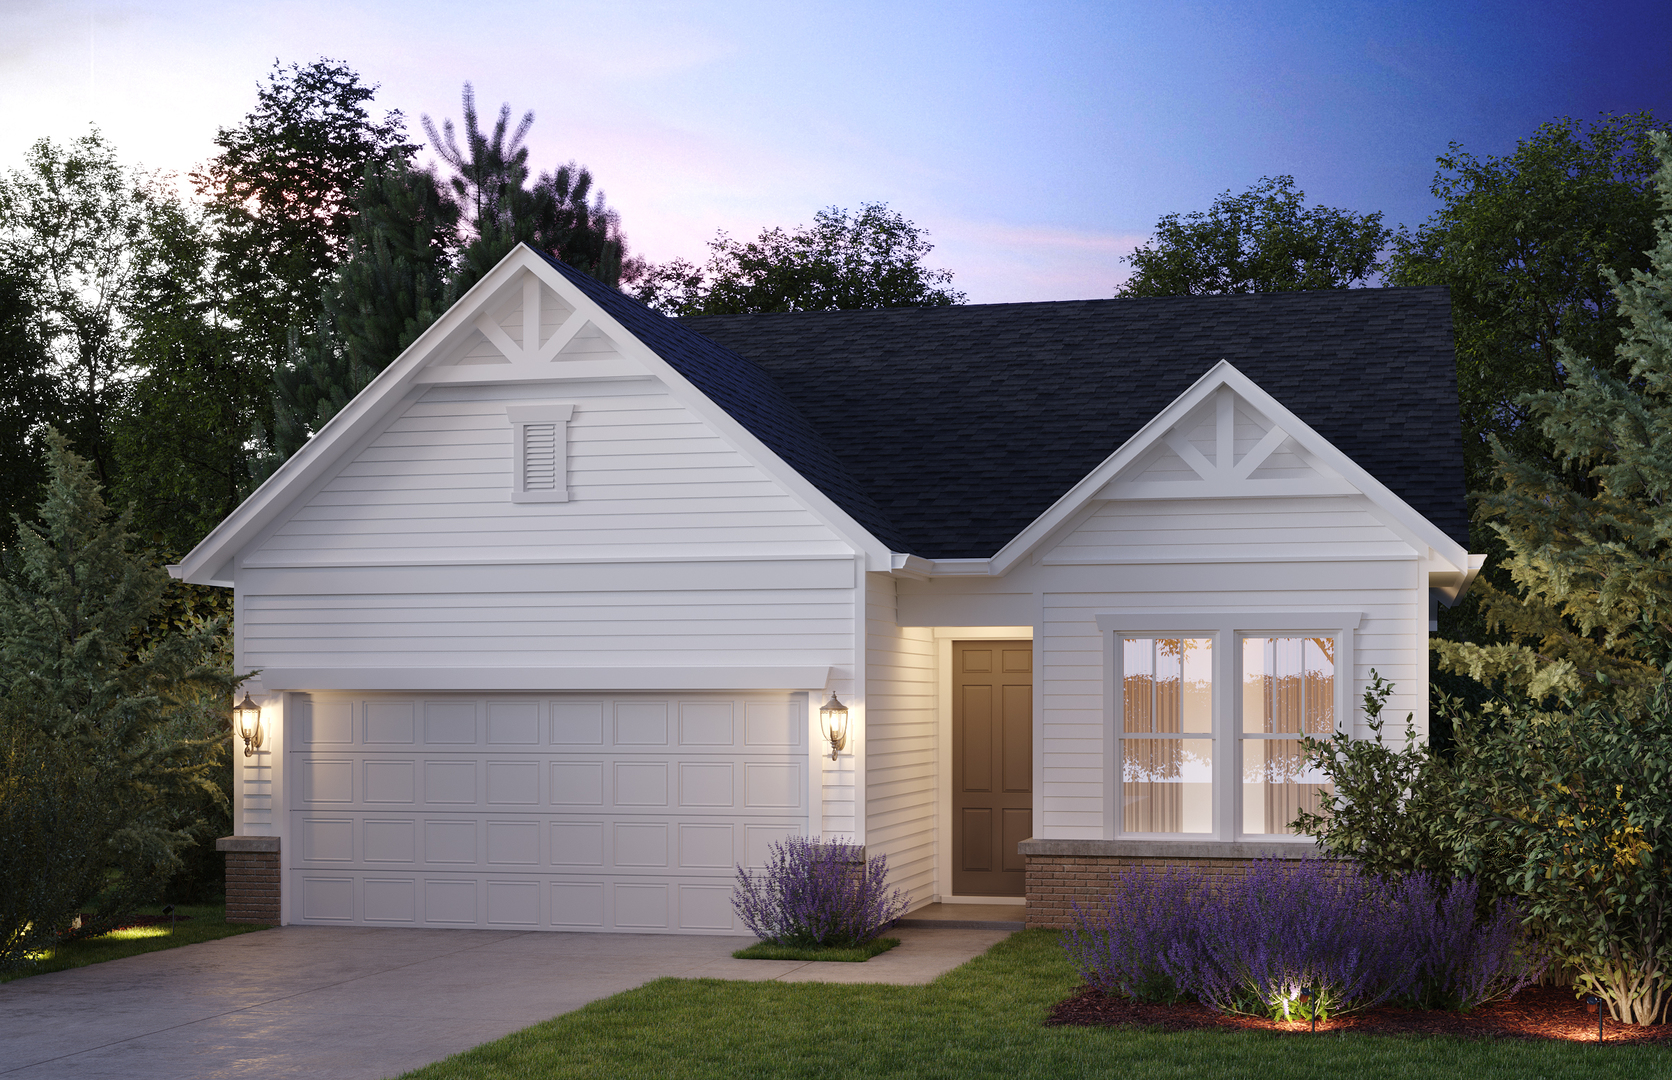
0,904,272,983
397,929,1668,1079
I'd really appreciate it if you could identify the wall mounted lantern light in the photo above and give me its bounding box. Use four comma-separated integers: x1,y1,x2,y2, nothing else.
233,693,263,757
818,692,849,760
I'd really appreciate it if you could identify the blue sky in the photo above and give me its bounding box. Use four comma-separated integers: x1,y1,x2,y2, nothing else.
2,0,1667,301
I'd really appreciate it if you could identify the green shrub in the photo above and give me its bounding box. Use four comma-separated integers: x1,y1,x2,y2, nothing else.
0,432,235,970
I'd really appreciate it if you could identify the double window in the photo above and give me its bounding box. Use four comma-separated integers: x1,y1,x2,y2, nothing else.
1095,613,1360,841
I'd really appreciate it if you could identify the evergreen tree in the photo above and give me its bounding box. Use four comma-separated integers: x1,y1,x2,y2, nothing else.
0,432,233,967
1434,131,1672,707
423,83,630,295
257,163,459,474
635,203,964,315
1116,176,1390,298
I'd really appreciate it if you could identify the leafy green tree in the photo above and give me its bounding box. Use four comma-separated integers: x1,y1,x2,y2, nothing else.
637,203,964,315
192,60,415,378
1433,131,1672,706
0,266,56,548
0,131,161,487
0,432,233,968
110,193,271,551
1449,681,1672,1024
423,83,631,294
1389,113,1663,493
1116,176,1390,298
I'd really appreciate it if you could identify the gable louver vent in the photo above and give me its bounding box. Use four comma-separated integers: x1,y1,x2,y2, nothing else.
506,404,575,503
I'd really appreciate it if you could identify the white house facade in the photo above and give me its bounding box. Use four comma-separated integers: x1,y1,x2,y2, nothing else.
176,244,1480,933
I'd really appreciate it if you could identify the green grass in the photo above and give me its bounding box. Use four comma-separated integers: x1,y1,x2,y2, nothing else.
731,937,900,962
395,929,1669,1079
0,904,272,983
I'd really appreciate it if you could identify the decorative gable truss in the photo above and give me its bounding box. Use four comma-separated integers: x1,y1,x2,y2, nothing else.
415,271,640,385
1101,385,1356,500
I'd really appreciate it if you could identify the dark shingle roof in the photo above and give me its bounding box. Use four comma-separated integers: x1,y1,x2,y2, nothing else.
533,250,910,550
681,288,1468,559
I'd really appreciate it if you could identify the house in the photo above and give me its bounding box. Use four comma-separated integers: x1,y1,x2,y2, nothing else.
176,243,1481,933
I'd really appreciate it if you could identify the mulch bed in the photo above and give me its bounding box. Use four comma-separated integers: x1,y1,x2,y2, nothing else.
1048,984,1672,1044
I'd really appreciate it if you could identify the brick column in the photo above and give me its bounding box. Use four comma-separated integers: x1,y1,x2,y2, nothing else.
216,835,280,923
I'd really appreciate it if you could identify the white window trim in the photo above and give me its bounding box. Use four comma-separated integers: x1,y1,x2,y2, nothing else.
506,404,575,503
1094,611,1362,843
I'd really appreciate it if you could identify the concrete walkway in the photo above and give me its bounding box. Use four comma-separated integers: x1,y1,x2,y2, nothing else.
0,924,1013,1080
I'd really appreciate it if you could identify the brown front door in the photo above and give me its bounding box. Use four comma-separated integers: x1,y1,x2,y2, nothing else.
952,640,1032,896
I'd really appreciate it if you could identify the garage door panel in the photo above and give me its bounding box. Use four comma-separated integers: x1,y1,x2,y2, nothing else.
423,760,478,804
364,759,415,803
291,692,808,933
486,819,541,864
423,700,478,744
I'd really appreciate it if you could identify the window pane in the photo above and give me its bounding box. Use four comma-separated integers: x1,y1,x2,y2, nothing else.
1241,739,1332,835
1123,637,1212,733
1241,636,1334,734
1122,738,1212,833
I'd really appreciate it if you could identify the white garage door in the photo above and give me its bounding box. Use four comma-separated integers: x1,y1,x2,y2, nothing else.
287,692,809,933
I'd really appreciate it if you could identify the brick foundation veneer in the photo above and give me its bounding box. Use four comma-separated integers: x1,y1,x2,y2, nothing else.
1019,839,1319,930
216,836,280,923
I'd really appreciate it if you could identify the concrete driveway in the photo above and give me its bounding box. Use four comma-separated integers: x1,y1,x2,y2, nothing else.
0,924,1012,1080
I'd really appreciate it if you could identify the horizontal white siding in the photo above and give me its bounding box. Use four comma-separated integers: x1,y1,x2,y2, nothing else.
251,378,850,564
238,573,855,674
1044,496,1411,563
862,572,936,907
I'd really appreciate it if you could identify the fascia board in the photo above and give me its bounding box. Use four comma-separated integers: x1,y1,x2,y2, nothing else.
171,248,566,586
985,359,1472,577
526,259,892,567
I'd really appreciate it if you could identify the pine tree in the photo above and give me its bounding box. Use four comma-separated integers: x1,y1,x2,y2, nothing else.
423,83,629,295
1435,131,1672,706
0,431,233,965
258,164,459,473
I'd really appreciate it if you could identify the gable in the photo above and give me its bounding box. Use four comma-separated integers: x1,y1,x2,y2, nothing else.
173,247,895,586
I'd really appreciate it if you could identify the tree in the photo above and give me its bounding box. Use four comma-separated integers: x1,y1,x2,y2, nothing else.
423,83,631,294
1388,113,1663,493
193,59,415,378
635,203,965,315
1433,131,1672,707
261,162,459,471
0,265,56,548
1116,176,1391,298
110,192,270,551
0,432,232,968
0,131,160,488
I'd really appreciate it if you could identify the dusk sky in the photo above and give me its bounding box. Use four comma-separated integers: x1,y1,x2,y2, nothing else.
3,1,1669,302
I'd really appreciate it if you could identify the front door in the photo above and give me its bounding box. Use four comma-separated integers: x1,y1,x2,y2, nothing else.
951,640,1032,896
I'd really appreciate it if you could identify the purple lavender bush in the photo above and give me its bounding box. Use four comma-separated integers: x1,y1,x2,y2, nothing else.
1064,857,1545,1020
1060,865,1207,1003
1193,858,1416,1020
1396,873,1547,1011
732,836,907,947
